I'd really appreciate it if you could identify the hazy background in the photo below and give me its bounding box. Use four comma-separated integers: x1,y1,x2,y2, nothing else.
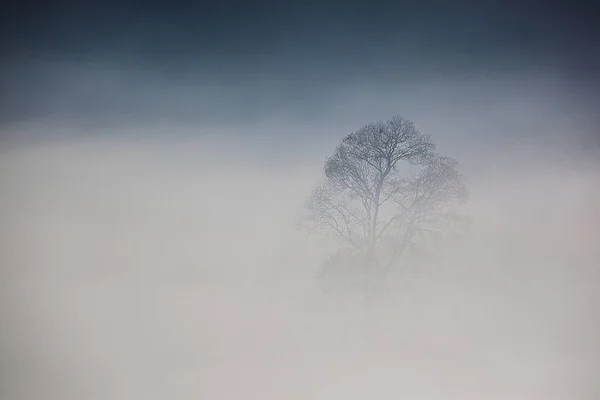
1,0,599,399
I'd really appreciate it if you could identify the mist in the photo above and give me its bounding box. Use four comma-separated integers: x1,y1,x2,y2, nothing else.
2,82,599,398
1,0,600,397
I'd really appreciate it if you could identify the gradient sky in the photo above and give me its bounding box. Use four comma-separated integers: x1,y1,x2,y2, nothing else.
1,0,598,154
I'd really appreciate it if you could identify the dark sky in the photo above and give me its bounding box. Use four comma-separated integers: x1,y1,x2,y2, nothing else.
2,0,596,71
0,0,598,144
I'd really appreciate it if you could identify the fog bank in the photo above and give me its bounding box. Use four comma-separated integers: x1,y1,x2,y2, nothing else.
1,131,598,399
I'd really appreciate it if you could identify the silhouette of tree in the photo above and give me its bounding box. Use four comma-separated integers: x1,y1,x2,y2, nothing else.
300,115,469,299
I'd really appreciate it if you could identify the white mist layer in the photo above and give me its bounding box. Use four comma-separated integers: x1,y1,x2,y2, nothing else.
1,134,598,400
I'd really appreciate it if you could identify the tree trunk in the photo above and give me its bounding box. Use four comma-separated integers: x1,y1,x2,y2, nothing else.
362,245,378,309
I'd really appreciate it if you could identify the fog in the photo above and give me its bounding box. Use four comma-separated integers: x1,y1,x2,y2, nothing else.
1,72,599,399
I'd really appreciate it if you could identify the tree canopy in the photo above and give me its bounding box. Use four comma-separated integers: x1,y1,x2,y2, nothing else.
301,115,469,297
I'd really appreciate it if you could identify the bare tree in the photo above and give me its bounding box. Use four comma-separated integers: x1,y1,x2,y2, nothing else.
300,115,469,298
